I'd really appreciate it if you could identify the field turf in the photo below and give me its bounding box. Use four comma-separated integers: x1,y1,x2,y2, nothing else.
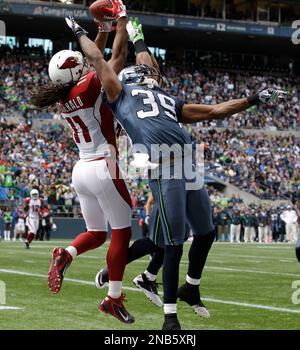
0,240,299,330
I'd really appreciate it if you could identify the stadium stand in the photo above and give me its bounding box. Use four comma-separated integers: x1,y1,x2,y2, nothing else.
0,50,299,210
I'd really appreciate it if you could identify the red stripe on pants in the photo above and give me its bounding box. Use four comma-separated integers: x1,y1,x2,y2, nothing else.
105,158,132,209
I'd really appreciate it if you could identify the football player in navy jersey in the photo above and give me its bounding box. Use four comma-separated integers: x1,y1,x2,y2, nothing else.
66,17,288,330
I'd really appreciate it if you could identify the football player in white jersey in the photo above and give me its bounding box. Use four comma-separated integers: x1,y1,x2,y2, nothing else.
31,0,134,324
24,189,43,249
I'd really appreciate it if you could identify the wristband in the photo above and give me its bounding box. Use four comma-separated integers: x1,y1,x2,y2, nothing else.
247,94,259,106
76,31,87,39
134,39,148,54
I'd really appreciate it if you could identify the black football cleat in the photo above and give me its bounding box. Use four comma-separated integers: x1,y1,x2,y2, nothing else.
162,314,181,330
95,268,109,289
133,273,163,307
177,282,210,318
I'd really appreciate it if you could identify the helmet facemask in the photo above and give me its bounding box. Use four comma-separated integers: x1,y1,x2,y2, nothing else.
119,65,165,89
30,189,39,200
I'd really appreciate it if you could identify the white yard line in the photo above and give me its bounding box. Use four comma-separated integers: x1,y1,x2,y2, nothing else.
205,266,300,277
255,246,294,250
213,253,296,261
0,306,23,310
0,268,300,315
200,298,300,315
1,249,298,277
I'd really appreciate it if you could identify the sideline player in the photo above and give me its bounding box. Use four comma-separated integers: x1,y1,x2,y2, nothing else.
24,189,43,248
32,0,135,324
66,16,287,330
13,206,26,241
295,200,300,262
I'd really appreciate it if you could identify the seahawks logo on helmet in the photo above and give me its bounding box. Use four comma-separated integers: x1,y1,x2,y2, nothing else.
118,64,165,88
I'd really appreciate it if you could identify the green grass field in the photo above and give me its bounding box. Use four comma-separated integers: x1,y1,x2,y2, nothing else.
0,240,299,330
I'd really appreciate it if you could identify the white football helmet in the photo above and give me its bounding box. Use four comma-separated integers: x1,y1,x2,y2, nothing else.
30,189,39,200
48,50,90,85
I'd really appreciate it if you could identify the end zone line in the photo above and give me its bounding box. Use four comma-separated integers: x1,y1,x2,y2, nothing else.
1,268,300,315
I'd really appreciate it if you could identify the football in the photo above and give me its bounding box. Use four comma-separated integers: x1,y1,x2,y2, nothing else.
89,0,114,21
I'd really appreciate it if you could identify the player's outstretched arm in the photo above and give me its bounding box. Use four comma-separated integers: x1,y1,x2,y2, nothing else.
108,18,128,74
94,20,110,54
65,17,122,102
127,17,152,67
181,97,249,123
181,88,288,123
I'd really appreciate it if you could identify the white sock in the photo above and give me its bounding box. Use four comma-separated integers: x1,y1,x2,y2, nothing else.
186,275,200,286
164,303,177,315
66,246,77,260
144,270,156,281
108,281,122,298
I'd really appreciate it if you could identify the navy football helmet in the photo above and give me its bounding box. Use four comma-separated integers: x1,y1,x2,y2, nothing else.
118,64,164,88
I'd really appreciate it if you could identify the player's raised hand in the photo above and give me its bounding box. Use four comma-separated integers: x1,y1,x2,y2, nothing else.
126,17,144,43
248,88,288,105
65,16,88,39
258,88,288,104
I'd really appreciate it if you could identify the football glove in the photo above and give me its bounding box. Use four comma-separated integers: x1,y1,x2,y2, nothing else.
126,17,144,44
65,16,88,39
248,88,288,105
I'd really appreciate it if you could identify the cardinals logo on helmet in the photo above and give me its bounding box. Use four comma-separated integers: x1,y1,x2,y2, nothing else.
59,57,80,70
